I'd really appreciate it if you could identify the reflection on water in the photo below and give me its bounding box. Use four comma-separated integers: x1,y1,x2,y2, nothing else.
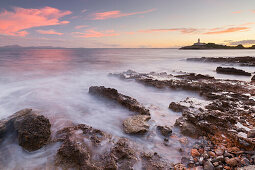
0,48,254,169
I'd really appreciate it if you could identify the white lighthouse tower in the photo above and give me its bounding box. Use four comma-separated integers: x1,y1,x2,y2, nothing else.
193,38,206,46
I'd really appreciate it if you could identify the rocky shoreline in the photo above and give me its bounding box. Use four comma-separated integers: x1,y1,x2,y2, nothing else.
187,56,255,67
110,68,255,169
0,56,255,169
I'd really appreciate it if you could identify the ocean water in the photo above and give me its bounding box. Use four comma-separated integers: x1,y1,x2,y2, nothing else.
0,48,254,169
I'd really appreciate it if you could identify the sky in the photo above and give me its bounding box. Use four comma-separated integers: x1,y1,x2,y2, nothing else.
0,0,255,48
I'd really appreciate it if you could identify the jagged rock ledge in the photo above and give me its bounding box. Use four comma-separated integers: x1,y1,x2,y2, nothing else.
89,86,150,115
187,56,255,67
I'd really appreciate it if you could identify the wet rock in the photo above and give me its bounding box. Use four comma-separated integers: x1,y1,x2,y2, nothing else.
175,73,214,80
224,166,231,170
89,86,150,115
215,165,223,170
203,160,214,170
215,148,224,156
141,152,171,169
213,162,219,167
241,157,250,166
110,138,137,170
15,112,51,151
252,75,255,82
215,155,224,162
216,67,251,76
247,129,255,138
56,124,136,169
238,165,255,170
208,151,216,158
123,115,150,134
225,157,239,167
174,163,186,170
191,149,200,157
0,108,51,151
175,117,202,138
0,108,33,138
56,124,171,170
157,125,172,137
169,102,187,112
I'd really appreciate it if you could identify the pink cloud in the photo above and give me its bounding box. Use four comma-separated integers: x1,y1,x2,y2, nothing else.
139,28,199,34
91,8,156,20
75,25,89,29
0,6,71,36
204,27,249,34
73,29,119,38
37,29,63,35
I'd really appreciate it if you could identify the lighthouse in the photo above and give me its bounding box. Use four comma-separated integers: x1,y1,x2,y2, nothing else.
193,38,206,46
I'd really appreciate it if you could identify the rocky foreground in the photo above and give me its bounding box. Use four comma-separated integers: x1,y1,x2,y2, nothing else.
1,57,255,169
110,70,255,169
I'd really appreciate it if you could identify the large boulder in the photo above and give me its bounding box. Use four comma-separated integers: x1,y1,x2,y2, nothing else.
89,86,150,115
0,109,51,151
14,113,51,151
123,115,150,134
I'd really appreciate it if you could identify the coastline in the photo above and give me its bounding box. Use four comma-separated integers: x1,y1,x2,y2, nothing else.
0,50,255,169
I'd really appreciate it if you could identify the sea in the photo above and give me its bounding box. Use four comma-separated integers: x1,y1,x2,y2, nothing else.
0,48,254,169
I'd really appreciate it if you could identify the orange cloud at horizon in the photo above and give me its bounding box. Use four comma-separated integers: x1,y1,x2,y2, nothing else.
0,7,71,36
91,9,156,20
204,27,249,35
73,29,119,38
37,29,63,35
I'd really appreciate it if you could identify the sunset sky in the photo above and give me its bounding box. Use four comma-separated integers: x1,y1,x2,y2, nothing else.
0,0,255,48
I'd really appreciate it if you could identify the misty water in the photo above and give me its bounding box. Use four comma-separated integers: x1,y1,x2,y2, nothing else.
0,48,254,169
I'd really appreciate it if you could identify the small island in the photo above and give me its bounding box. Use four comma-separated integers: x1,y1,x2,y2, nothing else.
180,39,255,50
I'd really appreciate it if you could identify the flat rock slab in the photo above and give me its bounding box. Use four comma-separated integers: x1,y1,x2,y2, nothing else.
123,115,151,134
216,67,251,76
89,86,150,115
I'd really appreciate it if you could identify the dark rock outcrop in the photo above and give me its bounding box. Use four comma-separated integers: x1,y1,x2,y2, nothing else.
175,73,214,80
89,86,150,115
157,125,172,137
123,115,150,134
169,102,187,112
216,67,251,76
0,109,51,151
252,75,255,82
187,56,255,67
15,112,51,151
